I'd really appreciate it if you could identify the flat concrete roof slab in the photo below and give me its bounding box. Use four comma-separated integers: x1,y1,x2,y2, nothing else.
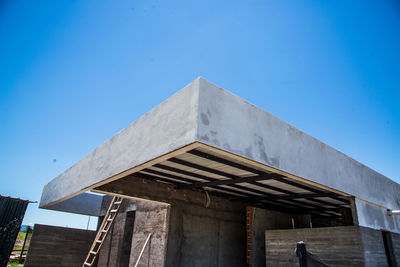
40,79,200,207
40,77,400,213
196,79,400,210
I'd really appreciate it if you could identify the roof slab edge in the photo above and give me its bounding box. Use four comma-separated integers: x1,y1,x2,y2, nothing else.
40,77,400,211
196,78,400,209
40,78,202,208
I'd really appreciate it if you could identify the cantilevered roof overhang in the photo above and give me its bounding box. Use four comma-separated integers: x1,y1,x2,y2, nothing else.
93,144,350,218
40,77,400,219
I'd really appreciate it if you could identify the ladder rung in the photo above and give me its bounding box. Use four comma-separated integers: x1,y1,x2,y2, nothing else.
83,197,123,266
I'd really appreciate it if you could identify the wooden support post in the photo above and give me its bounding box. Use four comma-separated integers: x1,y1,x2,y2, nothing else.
19,226,30,263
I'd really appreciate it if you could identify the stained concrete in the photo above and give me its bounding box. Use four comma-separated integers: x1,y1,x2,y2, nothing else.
25,224,96,267
96,197,169,267
97,195,246,267
99,195,136,217
129,201,170,267
390,232,400,265
40,79,200,208
96,176,247,267
196,78,400,214
250,207,311,267
359,226,390,266
41,77,400,233
355,198,400,234
165,201,246,267
97,198,138,267
265,226,388,267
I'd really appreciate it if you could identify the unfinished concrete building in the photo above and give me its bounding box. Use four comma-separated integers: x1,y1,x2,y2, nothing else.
31,78,400,266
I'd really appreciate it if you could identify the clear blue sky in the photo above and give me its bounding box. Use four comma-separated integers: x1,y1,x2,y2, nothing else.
1,0,399,229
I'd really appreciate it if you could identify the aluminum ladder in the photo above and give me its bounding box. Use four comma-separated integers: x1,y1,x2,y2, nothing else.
83,196,123,267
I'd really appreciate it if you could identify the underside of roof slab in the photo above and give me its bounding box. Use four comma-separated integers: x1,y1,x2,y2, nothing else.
92,143,351,218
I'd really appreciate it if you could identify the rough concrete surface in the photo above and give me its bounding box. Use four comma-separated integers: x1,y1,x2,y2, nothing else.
265,226,388,267
250,207,311,267
355,198,400,234
166,202,246,267
40,78,200,208
41,77,400,233
359,226,389,267
96,176,247,267
129,201,170,267
25,224,96,267
390,231,400,265
97,198,138,267
196,78,400,212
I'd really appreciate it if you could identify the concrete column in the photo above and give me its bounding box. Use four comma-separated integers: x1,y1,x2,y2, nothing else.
129,202,170,267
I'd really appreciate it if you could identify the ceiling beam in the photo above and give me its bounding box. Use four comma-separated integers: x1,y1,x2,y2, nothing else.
149,165,341,215
187,150,349,204
169,157,341,208
176,175,271,189
132,173,337,216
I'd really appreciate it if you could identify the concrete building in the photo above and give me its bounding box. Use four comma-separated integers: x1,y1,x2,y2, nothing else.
30,78,400,266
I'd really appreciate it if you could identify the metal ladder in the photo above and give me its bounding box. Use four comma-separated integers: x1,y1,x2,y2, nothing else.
83,196,123,267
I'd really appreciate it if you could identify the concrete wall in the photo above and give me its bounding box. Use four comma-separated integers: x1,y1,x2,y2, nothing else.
359,227,388,266
97,197,169,267
249,207,311,267
390,232,400,265
129,201,170,267
97,199,137,267
355,198,400,234
25,224,96,267
96,176,247,267
165,201,246,267
265,226,389,267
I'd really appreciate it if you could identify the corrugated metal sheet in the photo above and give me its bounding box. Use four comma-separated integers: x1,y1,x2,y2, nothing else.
0,196,29,267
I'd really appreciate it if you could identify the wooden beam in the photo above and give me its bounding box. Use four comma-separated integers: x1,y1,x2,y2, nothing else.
188,149,349,204
169,157,342,208
176,175,271,189
146,165,342,215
